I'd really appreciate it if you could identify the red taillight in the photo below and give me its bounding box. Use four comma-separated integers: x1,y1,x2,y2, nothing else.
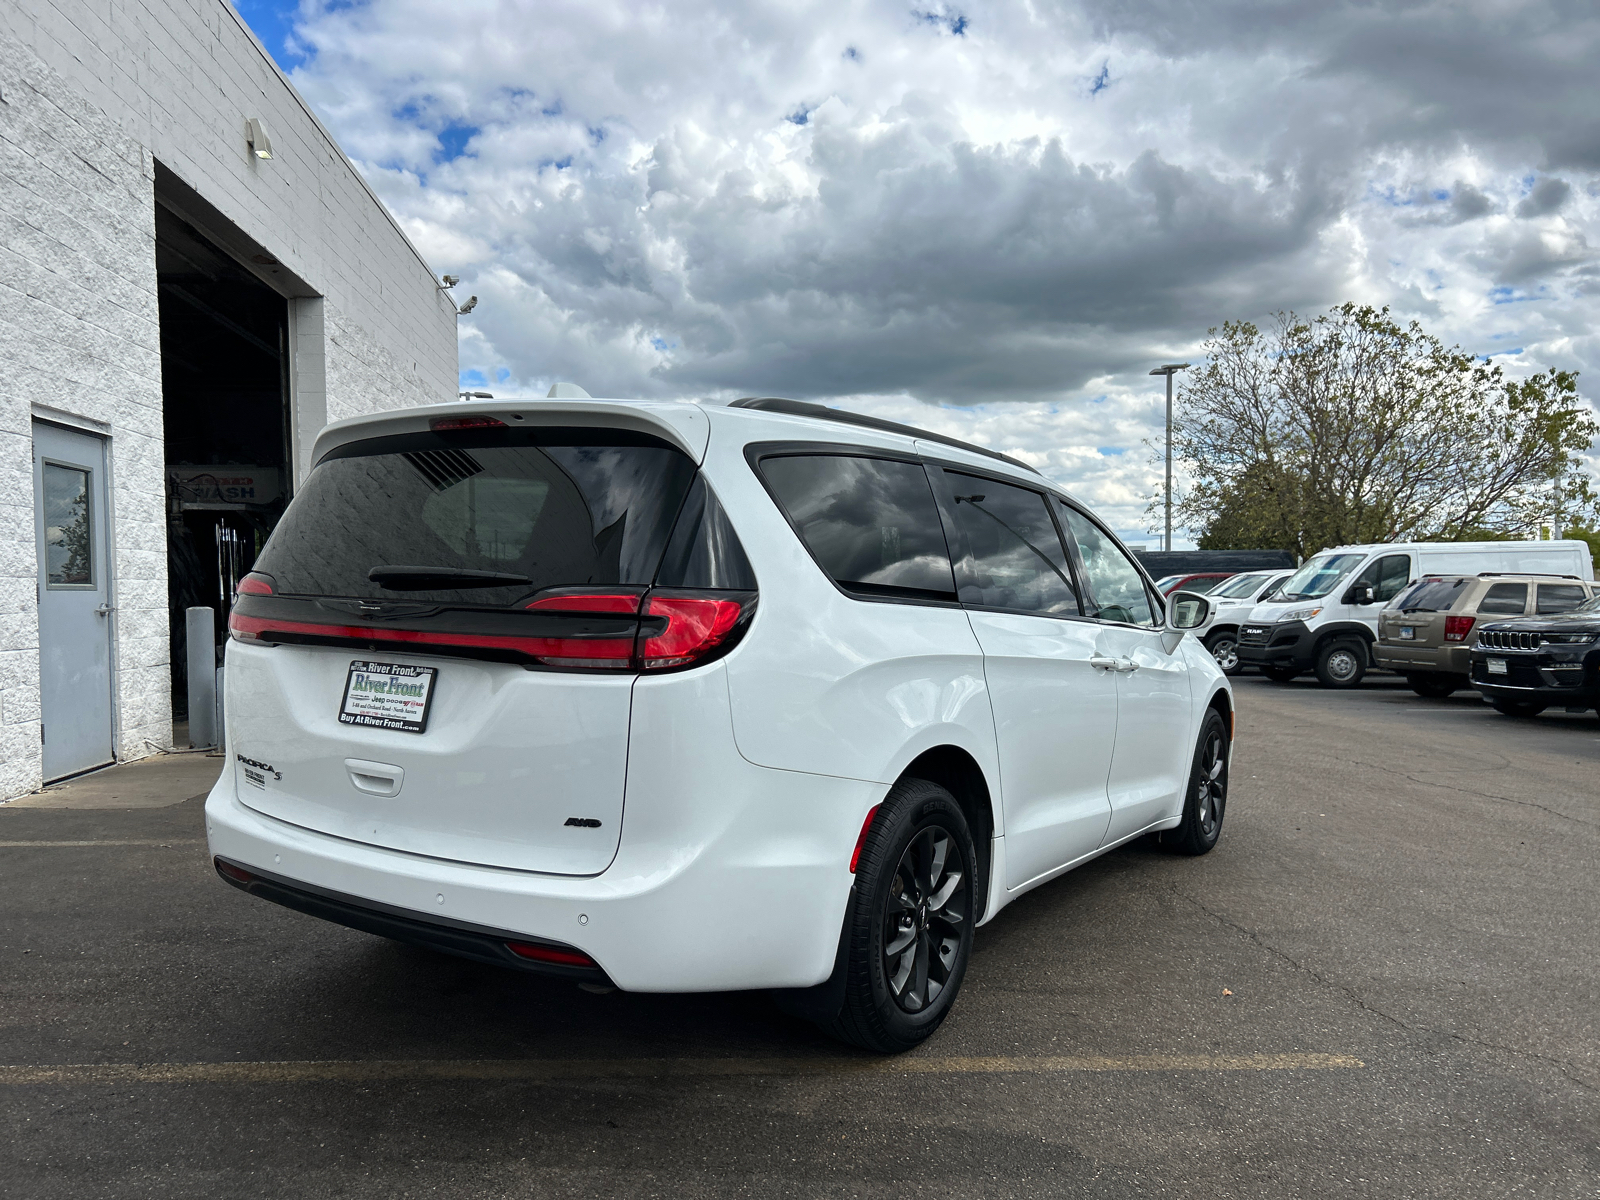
214,858,254,884
236,572,274,596
1444,616,1476,642
506,941,598,968
429,415,506,431
849,805,881,874
525,591,642,615
640,595,747,669
227,611,635,667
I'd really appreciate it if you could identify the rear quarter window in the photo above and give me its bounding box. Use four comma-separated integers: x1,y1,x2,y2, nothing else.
1536,583,1589,614
756,453,957,601
1476,582,1529,615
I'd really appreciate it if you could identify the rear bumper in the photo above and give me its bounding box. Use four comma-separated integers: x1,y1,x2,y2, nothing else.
206,664,880,993
1373,643,1472,676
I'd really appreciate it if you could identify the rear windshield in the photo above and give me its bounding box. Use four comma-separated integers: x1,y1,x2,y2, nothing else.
1395,577,1469,612
254,429,698,604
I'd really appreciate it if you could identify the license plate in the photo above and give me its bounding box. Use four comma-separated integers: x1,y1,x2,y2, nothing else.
1398,627,1415,640
1486,658,1508,676
339,660,438,733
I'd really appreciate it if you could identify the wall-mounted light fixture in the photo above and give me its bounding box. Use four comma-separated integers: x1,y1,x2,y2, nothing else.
246,117,274,160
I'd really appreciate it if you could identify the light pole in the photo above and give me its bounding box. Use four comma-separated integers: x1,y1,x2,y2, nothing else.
1148,363,1190,552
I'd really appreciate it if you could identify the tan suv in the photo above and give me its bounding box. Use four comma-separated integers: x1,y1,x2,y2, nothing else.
1376,573,1596,697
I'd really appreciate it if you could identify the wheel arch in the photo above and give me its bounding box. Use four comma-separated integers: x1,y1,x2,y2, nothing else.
895,744,995,922
1314,621,1377,658
1204,685,1233,741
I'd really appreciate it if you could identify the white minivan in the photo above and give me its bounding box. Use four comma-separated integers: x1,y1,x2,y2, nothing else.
206,395,1233,1052
1237,540,1594,688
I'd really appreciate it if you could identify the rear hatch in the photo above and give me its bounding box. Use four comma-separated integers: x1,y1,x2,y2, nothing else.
1379,577,1472,652
224,417,754,875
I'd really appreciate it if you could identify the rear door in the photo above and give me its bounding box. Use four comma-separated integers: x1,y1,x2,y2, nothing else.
934,469,1114,887
225,425,700,875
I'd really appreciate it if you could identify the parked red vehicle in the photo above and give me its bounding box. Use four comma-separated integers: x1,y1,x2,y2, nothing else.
1153,572,1234,597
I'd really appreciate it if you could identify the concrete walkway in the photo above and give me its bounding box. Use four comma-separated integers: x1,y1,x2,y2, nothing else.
7,752,223,810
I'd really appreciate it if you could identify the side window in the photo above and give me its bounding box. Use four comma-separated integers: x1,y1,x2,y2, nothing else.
942,471,1079,616
1476,582,1528,615
1354,554,1412,602
654,475,757,590
1058,503,1158,626
1536,583,1588,614
758,454,957,600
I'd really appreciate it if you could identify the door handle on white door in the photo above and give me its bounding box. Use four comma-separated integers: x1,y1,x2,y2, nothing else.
1090,655,1138,672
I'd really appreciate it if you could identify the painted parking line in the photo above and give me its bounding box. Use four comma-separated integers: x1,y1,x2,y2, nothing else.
0,840,206,848
0,1052,1363,1086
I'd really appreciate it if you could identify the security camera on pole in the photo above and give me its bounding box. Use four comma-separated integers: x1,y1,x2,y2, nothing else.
1148,363,1190,552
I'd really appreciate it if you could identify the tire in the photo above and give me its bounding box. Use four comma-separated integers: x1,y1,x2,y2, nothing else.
1204,631,1243,676
823,779,976,1054
1165,709,1229,856
1261,664,1299,683
1407,672,1459,699
1490,698,1547,718
1314,639,1367,688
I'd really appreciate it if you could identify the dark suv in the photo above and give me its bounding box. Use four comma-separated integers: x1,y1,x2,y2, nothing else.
1470,595,1600,718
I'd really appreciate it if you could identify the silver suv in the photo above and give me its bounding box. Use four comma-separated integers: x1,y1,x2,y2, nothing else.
1376,573,1595,697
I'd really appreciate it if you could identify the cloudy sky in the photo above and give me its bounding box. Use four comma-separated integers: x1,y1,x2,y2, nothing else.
238,0,1600,545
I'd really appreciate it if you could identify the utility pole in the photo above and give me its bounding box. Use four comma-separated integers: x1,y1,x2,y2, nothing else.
1149,363,1190,552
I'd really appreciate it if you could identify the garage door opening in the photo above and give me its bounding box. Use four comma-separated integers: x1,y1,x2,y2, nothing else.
155,190,290,732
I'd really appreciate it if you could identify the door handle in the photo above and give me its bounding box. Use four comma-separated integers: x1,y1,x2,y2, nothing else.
345,758,404,797
94,603,114,617
1091,655,1138,673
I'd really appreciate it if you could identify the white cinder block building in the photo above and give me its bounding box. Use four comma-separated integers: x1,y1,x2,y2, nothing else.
1,0,460,798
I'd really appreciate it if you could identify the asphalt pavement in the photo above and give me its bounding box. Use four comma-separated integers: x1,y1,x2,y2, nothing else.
2,675,1596,1198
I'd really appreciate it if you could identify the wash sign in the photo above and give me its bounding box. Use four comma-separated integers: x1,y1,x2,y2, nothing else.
167,466,283,507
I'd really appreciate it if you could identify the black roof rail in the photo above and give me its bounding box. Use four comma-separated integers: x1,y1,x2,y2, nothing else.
727,397,1040,475
1477,571,1582,580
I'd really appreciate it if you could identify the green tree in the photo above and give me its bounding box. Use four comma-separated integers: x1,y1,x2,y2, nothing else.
1159,304,1598,557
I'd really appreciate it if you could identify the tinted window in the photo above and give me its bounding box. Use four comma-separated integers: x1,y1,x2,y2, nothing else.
1476,582,1527,615
654,476,756,590
1185,576,1229,594
759,455,956,600
944,472,1078,615
1354,554,1412,602
1059,504,1157,626
1536,583,1588,614
1396,577,1470,612
255,430,697,604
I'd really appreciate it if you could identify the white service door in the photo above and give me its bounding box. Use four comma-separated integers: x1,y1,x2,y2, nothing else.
34,421,115,780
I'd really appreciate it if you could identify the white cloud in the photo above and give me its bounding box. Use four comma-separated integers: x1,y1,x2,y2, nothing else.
278,0,1600,543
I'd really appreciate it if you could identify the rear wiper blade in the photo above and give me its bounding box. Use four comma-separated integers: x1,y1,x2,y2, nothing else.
368,565,534,591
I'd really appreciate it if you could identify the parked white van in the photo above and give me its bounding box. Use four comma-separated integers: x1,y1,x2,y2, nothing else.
205,396,1233,1053
1237,541,1595,687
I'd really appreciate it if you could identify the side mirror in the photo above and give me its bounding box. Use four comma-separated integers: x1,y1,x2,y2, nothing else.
1343,584,1376,605
1162,590,1211,654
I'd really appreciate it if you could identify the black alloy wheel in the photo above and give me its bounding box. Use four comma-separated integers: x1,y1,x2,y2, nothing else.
1490,698,1547,718
1205,631,1242,676
1166,709,1229,855
825,778,976,1053
1261,664,1299,683
881,827,967,1014
1314,639,1367,688
1407,672,1460,699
